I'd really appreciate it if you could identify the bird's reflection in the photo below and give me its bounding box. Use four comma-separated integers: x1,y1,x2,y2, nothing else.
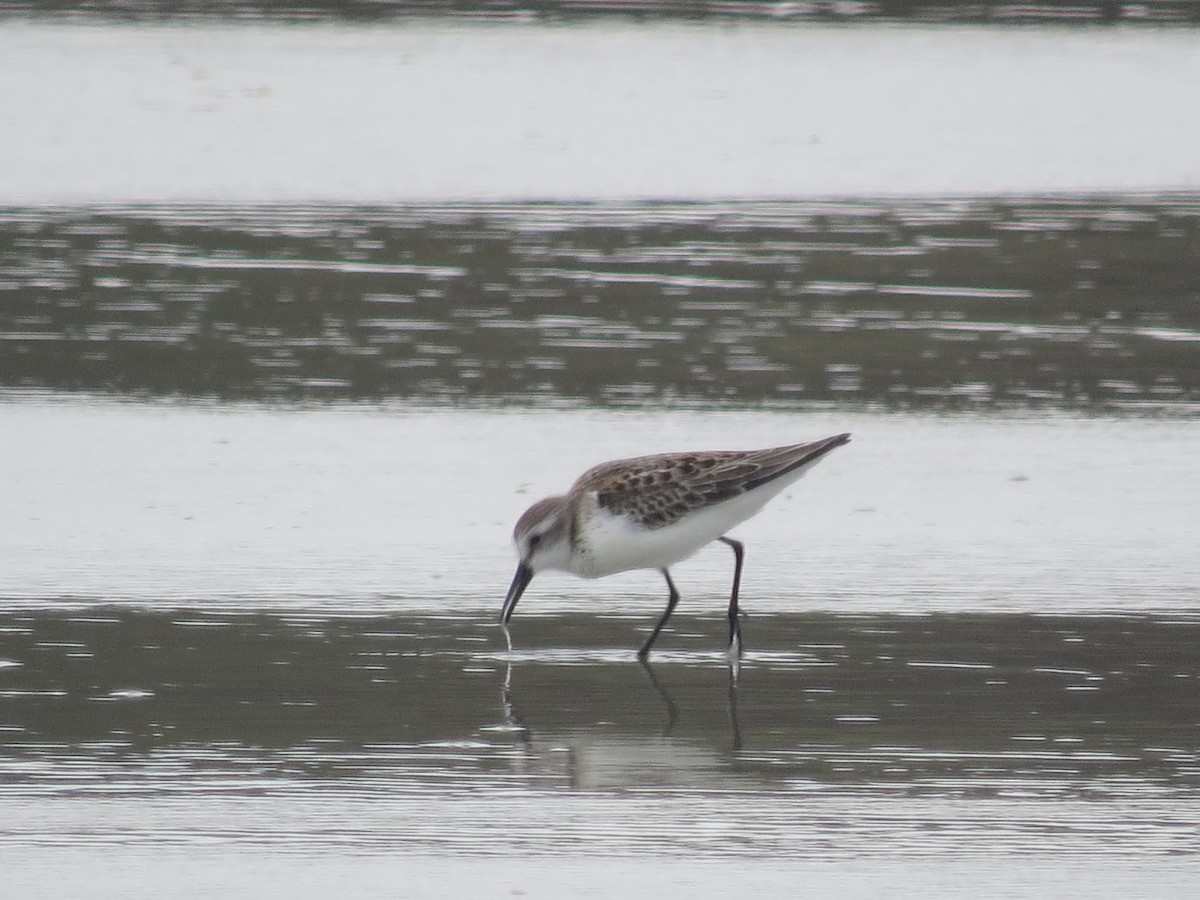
637,657,742,750
637,658,679,735
726,662,743,753
500,657,532,747
494,648,739,782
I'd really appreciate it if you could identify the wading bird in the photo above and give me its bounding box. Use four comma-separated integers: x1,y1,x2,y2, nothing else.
501,433,850,659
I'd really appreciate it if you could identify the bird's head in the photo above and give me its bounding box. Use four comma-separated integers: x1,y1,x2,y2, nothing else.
501,496,571,626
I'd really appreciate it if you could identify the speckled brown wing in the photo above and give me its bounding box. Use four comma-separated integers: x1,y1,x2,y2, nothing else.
571,435,851,530
573,451,756,529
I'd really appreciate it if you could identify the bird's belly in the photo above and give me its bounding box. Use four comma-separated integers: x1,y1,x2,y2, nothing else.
574,493,769,578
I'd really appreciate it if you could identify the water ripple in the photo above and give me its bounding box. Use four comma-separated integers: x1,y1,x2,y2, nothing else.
2,198,1197,408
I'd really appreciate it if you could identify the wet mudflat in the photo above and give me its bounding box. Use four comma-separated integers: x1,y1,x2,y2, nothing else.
2,400,1199,896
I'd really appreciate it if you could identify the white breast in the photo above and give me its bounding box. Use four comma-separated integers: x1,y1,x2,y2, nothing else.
570,487,779,578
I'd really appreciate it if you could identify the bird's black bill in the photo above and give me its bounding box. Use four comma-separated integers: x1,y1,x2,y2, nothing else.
501,563,534,625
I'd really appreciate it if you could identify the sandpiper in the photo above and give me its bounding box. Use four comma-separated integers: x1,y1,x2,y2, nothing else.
501,432,850,659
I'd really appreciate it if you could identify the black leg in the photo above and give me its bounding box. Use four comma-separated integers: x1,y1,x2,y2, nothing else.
639,568,680,660
718,536,744,656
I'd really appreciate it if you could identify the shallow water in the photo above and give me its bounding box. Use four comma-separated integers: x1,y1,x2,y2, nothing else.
5,609,1198,797
3,16,1200,897
2,400,1198,613
3,21,1200,202
4,197,1199,893
3,198,1198,407
2,606,1199,896
3,610,1199,832
2,397,1199,895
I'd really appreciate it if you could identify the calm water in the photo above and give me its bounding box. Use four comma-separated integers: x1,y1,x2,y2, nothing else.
3,402,1199,612
2,400,1199,896
3,16,1200,900
3,21,1200,202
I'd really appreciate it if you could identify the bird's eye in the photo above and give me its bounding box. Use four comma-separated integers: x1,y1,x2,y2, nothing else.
528,533,543,550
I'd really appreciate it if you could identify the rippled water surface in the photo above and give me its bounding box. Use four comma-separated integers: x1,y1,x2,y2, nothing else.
3,198,1198,408
3,606,1199,897
4,196,1200,894
3,201,1200,899
3,17,1200,898
2,398,1199,896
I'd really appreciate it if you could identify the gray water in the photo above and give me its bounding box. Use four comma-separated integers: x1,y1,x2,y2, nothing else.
3,17,1200,900
3,400,1199,897
3,199,1198,407
3,21,1200,202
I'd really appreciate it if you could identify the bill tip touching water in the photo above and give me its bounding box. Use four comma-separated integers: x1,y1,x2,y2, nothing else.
501,432,851,660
